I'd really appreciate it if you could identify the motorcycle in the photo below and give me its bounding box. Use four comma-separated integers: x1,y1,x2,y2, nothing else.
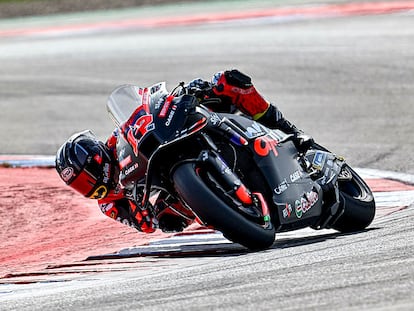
106,82,376,251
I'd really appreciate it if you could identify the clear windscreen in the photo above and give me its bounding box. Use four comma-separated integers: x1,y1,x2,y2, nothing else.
106,82,168,127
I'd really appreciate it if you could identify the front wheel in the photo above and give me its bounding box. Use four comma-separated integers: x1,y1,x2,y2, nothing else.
172,162,276,251
332,165,376,232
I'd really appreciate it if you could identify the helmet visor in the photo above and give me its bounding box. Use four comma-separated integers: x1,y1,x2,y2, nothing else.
70,170,97,197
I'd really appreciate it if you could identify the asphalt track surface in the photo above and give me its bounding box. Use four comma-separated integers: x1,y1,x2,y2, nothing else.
1,1,414,310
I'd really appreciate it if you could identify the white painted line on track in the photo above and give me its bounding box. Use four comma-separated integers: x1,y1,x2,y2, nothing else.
0,155,55,168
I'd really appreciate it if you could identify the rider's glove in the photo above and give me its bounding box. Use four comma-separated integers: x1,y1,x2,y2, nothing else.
211,69,270,120
186,78,210,90
129,201,156,233
185,78,212,98
293,133,314,153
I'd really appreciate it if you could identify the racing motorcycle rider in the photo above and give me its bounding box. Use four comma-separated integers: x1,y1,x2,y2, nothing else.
55,69,313,233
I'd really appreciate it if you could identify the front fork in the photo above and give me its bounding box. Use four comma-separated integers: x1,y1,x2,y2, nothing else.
197,149,272,229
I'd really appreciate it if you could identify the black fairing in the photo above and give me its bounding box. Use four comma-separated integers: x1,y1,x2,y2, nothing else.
117,93,201,189
138,94,198,159
221,114,323,230
117,133,148,188
151,95,196,142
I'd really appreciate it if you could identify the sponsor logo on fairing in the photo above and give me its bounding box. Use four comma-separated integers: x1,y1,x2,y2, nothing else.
210,113,221,126
158,95,174,118
274,178,289,195
245,122,266,138
125,163,139,176
282,203,293,218
295,190,319,218
254,134,279,157
142,87,150,110
119,154,132,169
165,104,178,126
150,83,162,94
290,170,301,183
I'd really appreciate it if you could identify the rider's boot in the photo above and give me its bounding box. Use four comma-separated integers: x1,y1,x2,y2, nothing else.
258,104,314,153
212,69,313,152
212,69,270,120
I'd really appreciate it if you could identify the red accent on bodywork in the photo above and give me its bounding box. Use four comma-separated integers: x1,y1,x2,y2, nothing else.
158,95,174,118
126,114,154,156
142,87,150,113
106,133,117,149
235,184,253,204
187,117,207,134
119,155,132,169
134,115,154,138
254,136,278,157
127,128,139,156
253,192,270,218
238,136,248,145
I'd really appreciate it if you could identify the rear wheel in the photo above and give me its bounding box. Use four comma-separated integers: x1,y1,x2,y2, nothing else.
172,162,276,251
332,165,376,232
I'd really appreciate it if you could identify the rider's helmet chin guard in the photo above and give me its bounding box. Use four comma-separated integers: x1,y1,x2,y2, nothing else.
55,130,114,199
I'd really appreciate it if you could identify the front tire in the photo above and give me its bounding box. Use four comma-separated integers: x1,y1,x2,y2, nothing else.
332,165,376,232
172,162,276,251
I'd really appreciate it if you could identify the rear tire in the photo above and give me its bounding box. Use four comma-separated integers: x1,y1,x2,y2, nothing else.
172,162,276,251
332,165,376,232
